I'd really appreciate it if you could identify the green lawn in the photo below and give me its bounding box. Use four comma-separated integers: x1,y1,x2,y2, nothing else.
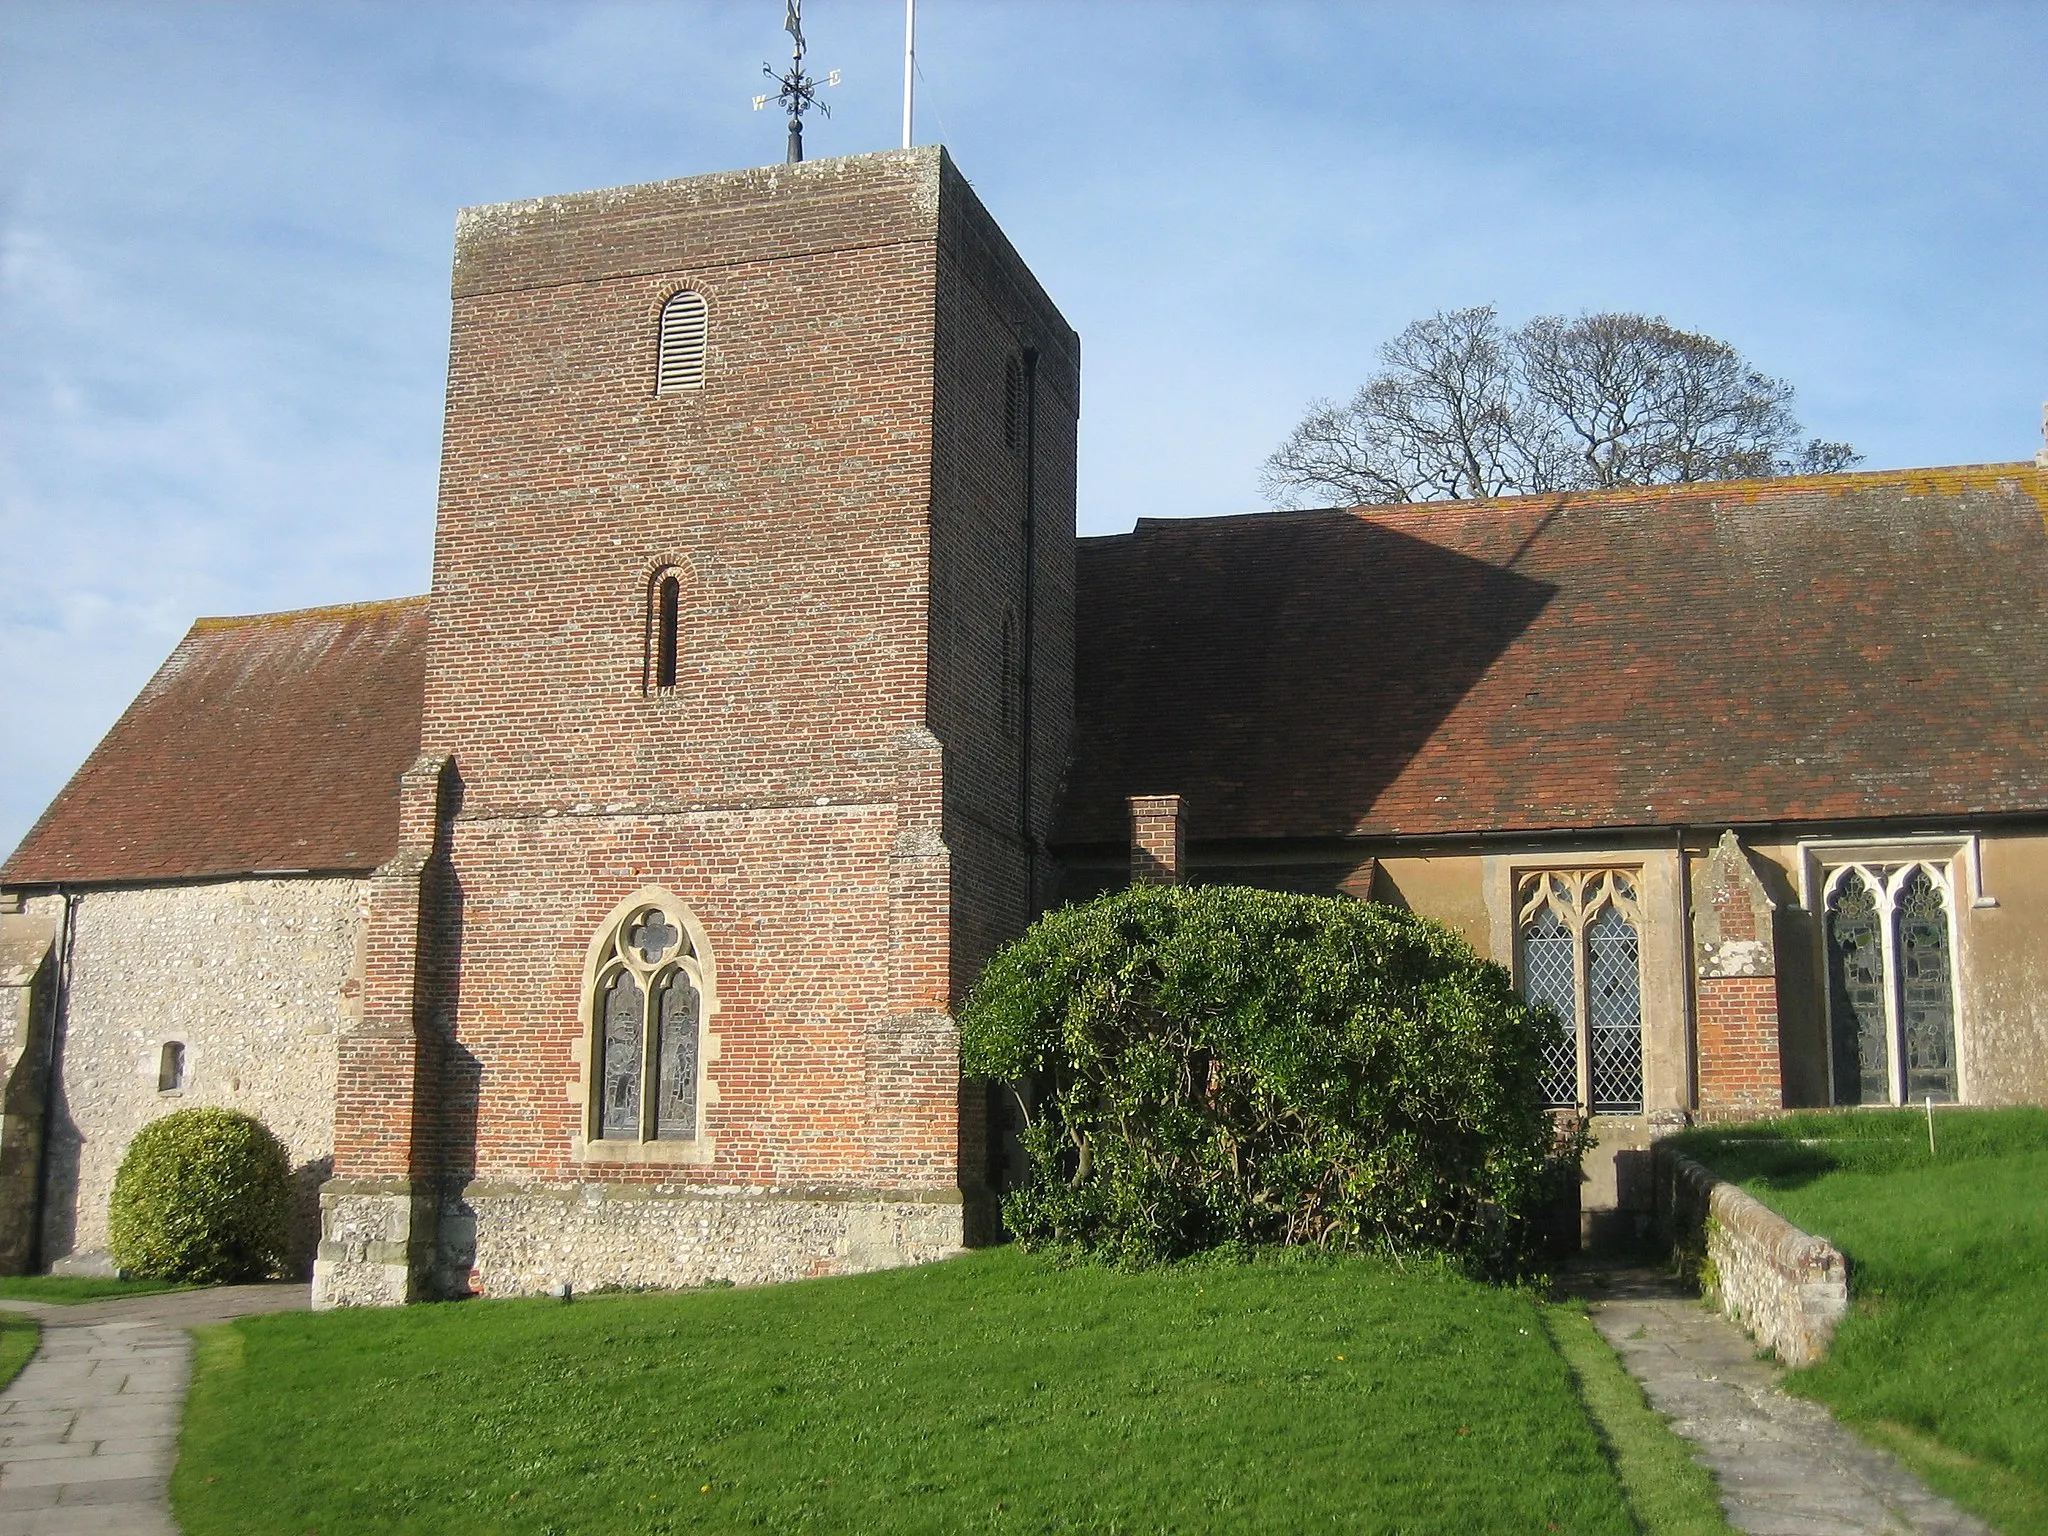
174,1247,1723,1535
0,1275,198,1304
0,1313,39,1389
1674,1106,2048,1535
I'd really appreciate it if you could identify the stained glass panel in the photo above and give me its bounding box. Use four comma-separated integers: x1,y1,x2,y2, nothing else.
656,970,701,1140
1521,905,1579,1107
600,969,645,1139
1896,868,1958,1104
1586,904,1643,1113
1824,871,1889,1104
629,912,681,965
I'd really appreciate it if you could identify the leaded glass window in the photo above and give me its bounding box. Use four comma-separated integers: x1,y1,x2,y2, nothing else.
1521,905,1578,1107
656,972,701,1140
601,970,645,1138
1896,869,1958,1103
1825,870,1888,1105
1822,860,1961,1106
589,897,708,1142
1516,869,1645,1114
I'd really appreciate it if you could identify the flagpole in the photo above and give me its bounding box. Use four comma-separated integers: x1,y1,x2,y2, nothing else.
902,0,915,149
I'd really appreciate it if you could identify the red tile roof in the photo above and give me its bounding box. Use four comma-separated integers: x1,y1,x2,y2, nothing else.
1059,465,2048,846
3,598,427,885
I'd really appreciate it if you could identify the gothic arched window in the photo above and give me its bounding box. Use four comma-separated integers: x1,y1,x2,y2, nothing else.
1516,869,1644,1114
1822,860,1959,1105
656,290,708,395
587,896,706,1142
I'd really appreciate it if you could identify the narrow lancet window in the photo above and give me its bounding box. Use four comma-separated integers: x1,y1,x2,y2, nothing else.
1585,903,1644,1113
600,970,645,1139
654,575,680,691
1521,905,1578,1107
656,291,708,394
656,971,701,1140
1825,869,1889,1105
157,1042,186,1093
1896,868,1958,1103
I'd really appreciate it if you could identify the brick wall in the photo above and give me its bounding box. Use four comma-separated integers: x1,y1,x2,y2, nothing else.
1691,831,1786,1114
1696,976,1785,1113
328,149,1078,1296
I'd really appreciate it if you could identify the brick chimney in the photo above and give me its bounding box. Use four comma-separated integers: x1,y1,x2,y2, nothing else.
1129,794,1186,886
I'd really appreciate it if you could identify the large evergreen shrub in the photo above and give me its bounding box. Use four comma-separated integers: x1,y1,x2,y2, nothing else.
108,1108,293,1282
960,885,1577,1273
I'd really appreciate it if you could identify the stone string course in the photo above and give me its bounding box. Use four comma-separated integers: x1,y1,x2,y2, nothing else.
1659,1146,1848,1368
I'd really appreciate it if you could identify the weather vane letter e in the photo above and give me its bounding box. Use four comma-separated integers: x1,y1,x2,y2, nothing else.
753,0,839,164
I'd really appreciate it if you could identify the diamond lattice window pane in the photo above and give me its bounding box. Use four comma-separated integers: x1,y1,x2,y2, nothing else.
1586,904,1643,1114
1521,906,1579,1107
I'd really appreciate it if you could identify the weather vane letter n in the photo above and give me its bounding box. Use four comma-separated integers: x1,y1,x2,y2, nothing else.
755,0,839,164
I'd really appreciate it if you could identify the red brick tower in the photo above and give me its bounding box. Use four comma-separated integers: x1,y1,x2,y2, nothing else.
315,148,1077,1305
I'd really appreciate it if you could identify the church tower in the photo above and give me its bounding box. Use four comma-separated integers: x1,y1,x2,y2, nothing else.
315,148,1077,1304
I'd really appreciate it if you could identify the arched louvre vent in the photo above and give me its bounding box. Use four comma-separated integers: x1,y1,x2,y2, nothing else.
656,290,708,394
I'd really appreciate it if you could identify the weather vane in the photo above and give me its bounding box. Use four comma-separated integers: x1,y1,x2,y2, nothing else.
754,0,839,164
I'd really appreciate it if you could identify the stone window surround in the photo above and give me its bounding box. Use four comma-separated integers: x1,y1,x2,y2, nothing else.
567,885,721,1167
1795,834,1983,1107
156,1040,187,1095
1483,845,1691,1118
1515,866,1647,1115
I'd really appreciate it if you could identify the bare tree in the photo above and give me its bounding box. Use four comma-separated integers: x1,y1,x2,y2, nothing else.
1262,306,1859,507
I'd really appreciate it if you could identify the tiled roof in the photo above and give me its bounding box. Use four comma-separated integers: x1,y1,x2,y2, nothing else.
1059,465,2048,846
2,598,427,885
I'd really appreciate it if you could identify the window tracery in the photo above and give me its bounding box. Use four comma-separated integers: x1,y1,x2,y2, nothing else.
587,895,705,1142
1821,860,1959,1105
1516,869,1644,1114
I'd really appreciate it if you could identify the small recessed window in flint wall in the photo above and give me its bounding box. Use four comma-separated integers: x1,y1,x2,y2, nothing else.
652,574,681,691
158,1042,186,1093
656,291,708,394
1004,354,1026,453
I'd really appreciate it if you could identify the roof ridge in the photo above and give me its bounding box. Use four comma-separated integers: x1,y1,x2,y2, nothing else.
1113,461,2044,538
189,594,428,632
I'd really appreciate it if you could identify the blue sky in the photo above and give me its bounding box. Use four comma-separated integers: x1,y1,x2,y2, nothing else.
4,1,2045,858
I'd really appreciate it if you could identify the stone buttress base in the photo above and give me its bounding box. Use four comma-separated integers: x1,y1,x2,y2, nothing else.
314,1178,982,1305
312,1178,439,1308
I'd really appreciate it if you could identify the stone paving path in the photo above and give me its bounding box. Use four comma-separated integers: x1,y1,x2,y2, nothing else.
1582,1268,1990,1536
0,1283,308,1535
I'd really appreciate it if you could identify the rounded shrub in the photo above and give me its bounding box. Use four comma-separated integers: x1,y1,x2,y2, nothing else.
960,884,1580,1274
108,1108,293,1282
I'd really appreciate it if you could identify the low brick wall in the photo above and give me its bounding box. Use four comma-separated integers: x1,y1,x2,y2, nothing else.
1659,1147,1848,1367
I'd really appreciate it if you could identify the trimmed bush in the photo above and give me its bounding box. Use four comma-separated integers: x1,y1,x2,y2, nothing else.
961,884,1578,1273
108,1108,293,1283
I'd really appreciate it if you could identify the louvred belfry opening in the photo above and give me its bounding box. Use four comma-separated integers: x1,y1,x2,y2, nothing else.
656,290,708,394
